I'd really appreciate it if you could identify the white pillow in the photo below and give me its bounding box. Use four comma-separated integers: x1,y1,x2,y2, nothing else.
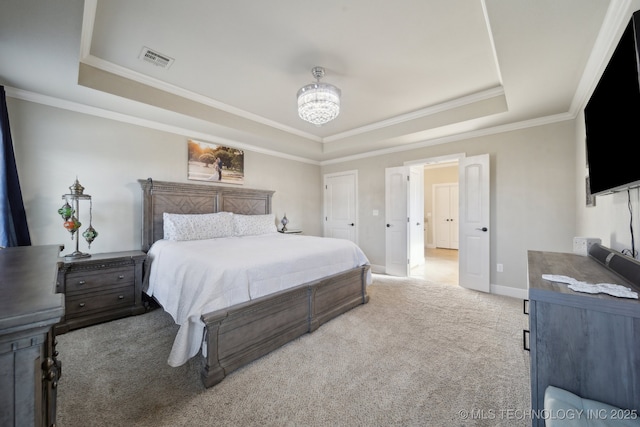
233,213,277,236
163,212,234,241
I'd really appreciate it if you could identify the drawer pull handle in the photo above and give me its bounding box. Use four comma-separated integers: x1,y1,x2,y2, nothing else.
79,302,85,308
118,295,124,300
523,329,530,351
78,280,86,285
523,299,529,315
118,275,125,279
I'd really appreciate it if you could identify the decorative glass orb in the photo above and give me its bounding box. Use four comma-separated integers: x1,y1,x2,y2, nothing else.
63,216,81,234
82,226,98,247
58,202,74,220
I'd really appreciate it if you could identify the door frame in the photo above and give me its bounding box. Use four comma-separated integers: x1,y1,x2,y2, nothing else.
404,153,466,279
405,153,465,248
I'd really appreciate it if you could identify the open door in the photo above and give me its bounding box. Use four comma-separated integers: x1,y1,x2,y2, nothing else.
409,166,425,269
458,154,490,292
385,166,409,276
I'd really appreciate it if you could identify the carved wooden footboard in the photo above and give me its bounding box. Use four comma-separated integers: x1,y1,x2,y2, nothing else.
200,265,369,387
139,179,370,388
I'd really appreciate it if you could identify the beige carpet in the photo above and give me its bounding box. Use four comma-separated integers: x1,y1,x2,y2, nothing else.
56,274,531,426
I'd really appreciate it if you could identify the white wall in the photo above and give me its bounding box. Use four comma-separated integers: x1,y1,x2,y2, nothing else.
8,98,322,254
322,120,578,290
575,109,640,257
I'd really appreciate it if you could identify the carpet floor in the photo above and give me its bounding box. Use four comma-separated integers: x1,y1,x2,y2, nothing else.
56,274,531,426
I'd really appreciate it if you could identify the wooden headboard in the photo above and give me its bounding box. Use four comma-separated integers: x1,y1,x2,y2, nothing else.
138,178,275,251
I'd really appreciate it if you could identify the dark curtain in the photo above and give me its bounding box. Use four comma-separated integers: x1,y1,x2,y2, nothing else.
0,85,31,247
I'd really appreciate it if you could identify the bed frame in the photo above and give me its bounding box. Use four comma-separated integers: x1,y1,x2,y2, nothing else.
138,178,370,387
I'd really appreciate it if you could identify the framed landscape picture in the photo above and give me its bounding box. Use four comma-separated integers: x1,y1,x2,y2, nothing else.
187,139,244,184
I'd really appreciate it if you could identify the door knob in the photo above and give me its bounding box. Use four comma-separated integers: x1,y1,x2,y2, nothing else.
476,227,488,232
348,223,355,226
386,224,391,227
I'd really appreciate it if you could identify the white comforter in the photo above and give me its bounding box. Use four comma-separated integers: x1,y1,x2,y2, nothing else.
144,233,371,366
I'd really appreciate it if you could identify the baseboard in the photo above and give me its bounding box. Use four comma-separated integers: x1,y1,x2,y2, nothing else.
491,283,528,300
370,264,385,274
371,264,529,300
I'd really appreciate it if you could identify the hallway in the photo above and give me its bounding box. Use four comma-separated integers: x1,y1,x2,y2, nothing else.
411,247,459,286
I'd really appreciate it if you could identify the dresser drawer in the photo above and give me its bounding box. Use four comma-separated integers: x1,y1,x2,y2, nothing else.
65,267,134,294
65,287,135,318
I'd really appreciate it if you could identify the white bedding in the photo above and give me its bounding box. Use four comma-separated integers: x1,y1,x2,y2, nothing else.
144,232,371,366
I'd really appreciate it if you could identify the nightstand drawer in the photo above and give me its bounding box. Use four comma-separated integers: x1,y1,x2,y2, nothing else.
65,267,134,294
55,250,147,334
65,287,135,318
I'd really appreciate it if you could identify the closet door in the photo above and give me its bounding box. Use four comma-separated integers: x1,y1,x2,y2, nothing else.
434,183,459,249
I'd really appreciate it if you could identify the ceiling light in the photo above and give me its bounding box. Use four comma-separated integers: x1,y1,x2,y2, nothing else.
297,66,341,126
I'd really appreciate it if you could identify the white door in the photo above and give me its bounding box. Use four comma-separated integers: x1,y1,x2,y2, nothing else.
434,183,459,249
324,171,358,243
458,154,490,292
450,184,459,248
409,166,425,269
385,166,409,276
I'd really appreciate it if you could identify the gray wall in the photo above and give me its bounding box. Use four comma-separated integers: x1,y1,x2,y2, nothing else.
322,120,578,292
8,98,323,253
9,95,581,294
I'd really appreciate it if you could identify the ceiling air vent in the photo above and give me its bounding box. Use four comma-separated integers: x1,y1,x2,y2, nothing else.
139,46,174,69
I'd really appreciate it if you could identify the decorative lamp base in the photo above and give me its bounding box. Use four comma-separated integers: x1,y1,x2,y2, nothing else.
64,251,91,260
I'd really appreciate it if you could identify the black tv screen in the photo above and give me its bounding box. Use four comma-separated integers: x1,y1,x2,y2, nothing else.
584,12,640,195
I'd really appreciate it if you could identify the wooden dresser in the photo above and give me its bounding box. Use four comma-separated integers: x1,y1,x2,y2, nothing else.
55,250,146,334
0,244,64,427
527,248,640,426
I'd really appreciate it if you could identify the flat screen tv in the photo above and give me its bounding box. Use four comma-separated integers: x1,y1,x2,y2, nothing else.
584,11,640,196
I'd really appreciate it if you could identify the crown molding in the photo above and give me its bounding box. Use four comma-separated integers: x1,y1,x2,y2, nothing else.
570,0,632,113
319,112,574,166
6,86,578,167
323,86,505,144
4,86,320,165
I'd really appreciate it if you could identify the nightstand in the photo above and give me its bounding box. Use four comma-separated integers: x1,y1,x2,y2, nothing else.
278,229,302,234
55,250,146,334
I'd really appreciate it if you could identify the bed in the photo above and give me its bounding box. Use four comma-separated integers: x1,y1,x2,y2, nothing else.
139,178,371,387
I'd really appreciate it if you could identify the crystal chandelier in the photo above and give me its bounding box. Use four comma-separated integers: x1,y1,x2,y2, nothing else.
297,66,341,126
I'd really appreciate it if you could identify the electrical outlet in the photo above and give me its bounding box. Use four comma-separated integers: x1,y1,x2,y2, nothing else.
497,263,503,272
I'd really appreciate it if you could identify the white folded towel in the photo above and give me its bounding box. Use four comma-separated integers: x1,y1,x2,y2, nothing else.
541,274,638,299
